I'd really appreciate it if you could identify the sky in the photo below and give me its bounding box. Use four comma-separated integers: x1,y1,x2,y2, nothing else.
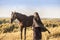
0,0,60,18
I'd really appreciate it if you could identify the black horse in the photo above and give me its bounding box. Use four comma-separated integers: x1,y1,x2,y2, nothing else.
11,12,34,40
11,12,50,40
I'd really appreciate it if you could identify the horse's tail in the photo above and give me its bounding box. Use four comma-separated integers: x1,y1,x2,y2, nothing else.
47,29,50,34
41,26,50,34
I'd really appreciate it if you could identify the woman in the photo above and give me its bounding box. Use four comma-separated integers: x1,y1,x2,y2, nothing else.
32,12,50,40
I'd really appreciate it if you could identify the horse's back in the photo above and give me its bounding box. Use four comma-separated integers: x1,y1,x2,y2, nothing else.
22,15,34,27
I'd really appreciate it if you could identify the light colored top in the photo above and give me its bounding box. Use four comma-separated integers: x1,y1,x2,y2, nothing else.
32,18,42,27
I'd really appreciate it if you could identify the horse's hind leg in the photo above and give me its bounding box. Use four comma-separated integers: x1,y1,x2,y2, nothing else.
20,27,23,40
24,27,26,40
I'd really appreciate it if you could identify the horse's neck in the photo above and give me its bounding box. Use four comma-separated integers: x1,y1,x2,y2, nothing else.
16,14,27,22
16,14,22,22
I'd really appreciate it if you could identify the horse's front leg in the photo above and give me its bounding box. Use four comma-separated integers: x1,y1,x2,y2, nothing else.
24,27,26,40
20,27,23,40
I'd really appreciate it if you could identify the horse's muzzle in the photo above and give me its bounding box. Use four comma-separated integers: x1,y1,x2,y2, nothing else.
11,19,13,23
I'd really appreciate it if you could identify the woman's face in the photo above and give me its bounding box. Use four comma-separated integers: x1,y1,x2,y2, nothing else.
34,13,38,18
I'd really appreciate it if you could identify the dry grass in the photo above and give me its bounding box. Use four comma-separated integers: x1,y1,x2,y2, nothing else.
0,18,60,40
0,30,33,40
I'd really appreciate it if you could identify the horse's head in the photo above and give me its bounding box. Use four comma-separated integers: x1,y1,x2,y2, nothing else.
11,12,17,23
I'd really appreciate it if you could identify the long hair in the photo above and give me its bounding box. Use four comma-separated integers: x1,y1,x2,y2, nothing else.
34,12,42,24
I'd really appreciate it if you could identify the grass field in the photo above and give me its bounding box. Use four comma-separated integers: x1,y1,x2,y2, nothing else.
0,18,60,40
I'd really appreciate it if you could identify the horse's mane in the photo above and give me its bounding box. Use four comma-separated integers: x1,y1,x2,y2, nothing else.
15,12,28,17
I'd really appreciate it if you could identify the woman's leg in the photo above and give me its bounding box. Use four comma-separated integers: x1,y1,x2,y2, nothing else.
33,27,42,40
